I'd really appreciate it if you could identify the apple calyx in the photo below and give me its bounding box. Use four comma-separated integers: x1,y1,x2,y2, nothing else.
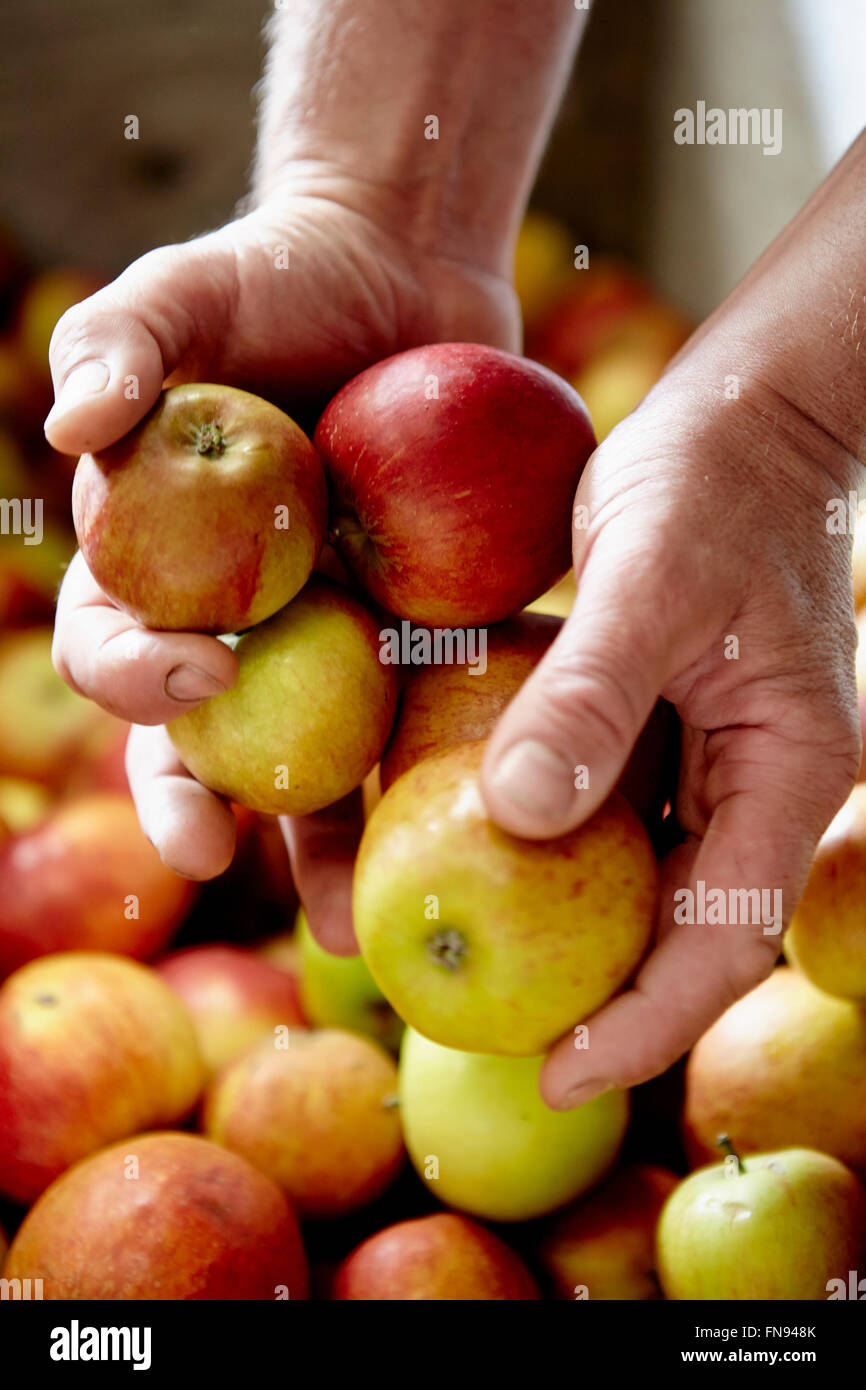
192,421,226,456
427,928,468,972
717,1132,746,1174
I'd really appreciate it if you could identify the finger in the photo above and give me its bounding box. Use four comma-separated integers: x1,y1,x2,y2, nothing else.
53,552,238,724
126,723,237,880
482,522,684,838
44,235,234,454
540,723,856,1108
280,790,364,957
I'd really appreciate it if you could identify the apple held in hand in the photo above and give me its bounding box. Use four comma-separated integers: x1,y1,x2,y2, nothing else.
0,792,195,977
538,1162,678,1300
294,909,403,1051
354,739,657,1056
399,1029,628,1221
73,383,327,634
203,1028,404,1219
657,1144,866,1301
168,576,397,816
155,944,307,1080
682,967,866,1176
0,952,203,1204
334,1213,540,1301
785,784,866,1000
4,1132,309,1300
314,343,596,626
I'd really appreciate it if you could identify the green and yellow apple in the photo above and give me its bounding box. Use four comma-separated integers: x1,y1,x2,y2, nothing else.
785,783,866,999
334,1213,540,1300
354,739,657,1056
538,1162,678,1300
5,1132,309,1299
398,1028,629,1221
314,343,596,626
657,1145,866,1300
293,909,402,1051
0,952,204,1204
168,575,397,816
682,967,866,1177
73,383,328,634
203,1028,404,1219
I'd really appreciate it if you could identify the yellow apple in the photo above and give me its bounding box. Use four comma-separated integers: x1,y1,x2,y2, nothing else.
785,783,866,999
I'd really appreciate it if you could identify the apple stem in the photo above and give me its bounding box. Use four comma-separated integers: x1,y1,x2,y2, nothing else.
717,1133,745,1173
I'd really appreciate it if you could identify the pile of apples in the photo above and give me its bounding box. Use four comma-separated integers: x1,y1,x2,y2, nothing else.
1,222,866,1302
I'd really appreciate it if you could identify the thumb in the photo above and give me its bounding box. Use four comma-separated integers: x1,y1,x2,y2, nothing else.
44,235,235,455
482,535,681,838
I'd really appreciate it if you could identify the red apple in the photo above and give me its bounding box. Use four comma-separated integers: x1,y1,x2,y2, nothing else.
538,1162,678,1299
73,383,328,634
0,792,195,977
203,1028,404,1219
4,1132,308,1299
0,952,204,1204
314,343,596,625
0,627,116,786
334,1213,540,1300
156,944,307,1079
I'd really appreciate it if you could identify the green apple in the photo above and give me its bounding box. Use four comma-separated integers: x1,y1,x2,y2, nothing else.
785,783,866,1000
294,909,403,1051
682,967,866,1177
354,739,657,1056
398,1028,629,1221
168,576,397,816
657,1143,866,1300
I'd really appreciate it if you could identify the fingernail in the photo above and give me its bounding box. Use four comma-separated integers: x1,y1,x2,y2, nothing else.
45,359,110,427
557,1079,613,1110
490,739,575,819
165,663,227,702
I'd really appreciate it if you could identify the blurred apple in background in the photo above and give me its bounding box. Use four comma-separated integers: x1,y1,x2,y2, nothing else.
156,944,307,1080
398,1029,629,1222
334,1213,540,1301
657,1145,866,1301
204,1028,404,1219
73,383,328,634
525,259,651,378
292,909,402,1052
0,775,52,832
682,967,866,1178
315,342,596,626
0,792,195,976
5,1132,309,1300
512,211,575,332
168,576,396,817
14,266,103,378
355,740,657,1056
0,627,116,785
538,1162,678,1300
0,952,203,1204
785,784,866,1000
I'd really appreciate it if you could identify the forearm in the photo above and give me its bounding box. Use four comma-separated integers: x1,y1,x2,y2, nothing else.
252,0,587,274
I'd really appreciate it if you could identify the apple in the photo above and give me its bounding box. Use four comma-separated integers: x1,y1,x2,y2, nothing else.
0,792,195,977
399,1028,629,1221
0,952,204,1204
354,739,657,1056
15,267,103,377
73,383,328,634
380,613,676,830
784,784,866,1000
333,1212,541,1300
524,569,576,618
657,1144,866,1301
512,211,575,332
525,260,650,376
537,1162,678,1300
0,776,52,832
155,944,307,1080
4,1132,309,1299
0,627,115,785
168,575,397,816
682,967,866,1177
313,343,596,626
203,1028,404,1219
853,509,866,612
293,909,403,1051
573,341,670,442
